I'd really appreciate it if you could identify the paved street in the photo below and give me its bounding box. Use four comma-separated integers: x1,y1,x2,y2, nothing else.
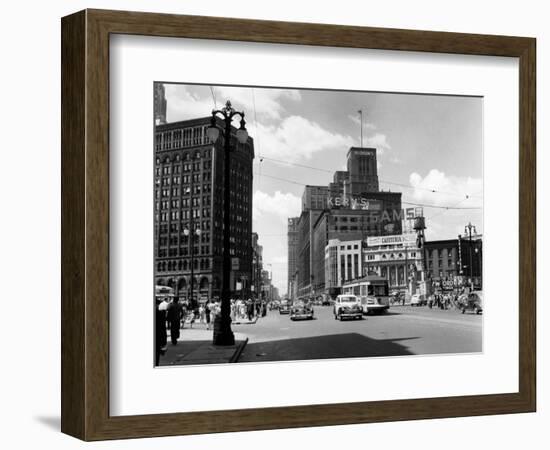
235,305,482,363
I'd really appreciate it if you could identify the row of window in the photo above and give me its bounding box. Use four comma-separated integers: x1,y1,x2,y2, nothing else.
157,246,211,258
156,209,212,221
159,221,212,233
155,196,212,210
157,258,211,272
155,126,211,151
156,160,212,175
156,184,212,198
157,173,211,186
365,251,418,261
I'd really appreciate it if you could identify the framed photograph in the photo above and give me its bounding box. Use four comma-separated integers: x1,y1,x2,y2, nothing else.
61,9,536,440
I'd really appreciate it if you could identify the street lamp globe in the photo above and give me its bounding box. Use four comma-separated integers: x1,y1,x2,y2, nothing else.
195,228,202,236
206,117,220,142
236,118,248,144
183,227,190,237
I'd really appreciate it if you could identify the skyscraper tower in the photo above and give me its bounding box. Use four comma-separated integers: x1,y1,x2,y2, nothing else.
154,83,167,125
346,147,379,194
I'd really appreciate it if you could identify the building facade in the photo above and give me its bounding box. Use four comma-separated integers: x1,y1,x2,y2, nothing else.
363,234,424,292
292,147,405,297
154,116,255,302
154,83,167,125
251,232,263,300
324,239,363,291
424,235,483,290
287,217,299,299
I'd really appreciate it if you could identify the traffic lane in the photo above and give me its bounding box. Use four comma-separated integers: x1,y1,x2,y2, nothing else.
236,306,481,363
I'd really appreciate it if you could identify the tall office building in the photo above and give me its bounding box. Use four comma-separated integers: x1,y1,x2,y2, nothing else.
287,217,299,299
154,116,255,301
294,146,402,297
154,83,167,125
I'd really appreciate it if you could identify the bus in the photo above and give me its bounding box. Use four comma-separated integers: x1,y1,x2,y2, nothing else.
342,275,390,314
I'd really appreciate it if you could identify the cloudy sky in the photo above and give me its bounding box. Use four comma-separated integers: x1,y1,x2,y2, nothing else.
162,83,483,295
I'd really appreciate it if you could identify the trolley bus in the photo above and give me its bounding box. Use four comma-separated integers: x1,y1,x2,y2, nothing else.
342,275,391,314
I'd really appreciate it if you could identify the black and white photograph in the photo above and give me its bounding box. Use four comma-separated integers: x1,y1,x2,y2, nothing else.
153,82,483,366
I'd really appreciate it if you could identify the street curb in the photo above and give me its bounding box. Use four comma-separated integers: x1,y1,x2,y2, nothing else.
230,338,248,363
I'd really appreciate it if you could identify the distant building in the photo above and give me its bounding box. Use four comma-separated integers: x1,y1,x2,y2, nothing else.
363,234,423,292
302,185,329,211
251,232,263,300
293,147,405,297
424,234,482,290
154,83,167,125
324,239,363,293
154,116,254,301
287,217,299,299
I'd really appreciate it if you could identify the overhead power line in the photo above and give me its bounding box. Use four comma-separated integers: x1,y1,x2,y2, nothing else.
256,154,481,200
253,171,481,211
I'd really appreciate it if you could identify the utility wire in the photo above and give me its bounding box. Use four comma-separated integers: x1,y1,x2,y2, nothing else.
209,86,217,109
253,171,481,211
256,154,481,200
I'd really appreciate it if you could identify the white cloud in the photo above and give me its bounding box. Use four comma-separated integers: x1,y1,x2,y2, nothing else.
164,85,301,123
256,115,355,162
348,114,377,131
253,190,301,223
214,86,301,121
408,169,483,241
165,85,214,122
364,133,391,152
409,169,482,206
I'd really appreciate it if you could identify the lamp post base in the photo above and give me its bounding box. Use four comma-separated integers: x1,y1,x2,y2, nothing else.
212,315,235,346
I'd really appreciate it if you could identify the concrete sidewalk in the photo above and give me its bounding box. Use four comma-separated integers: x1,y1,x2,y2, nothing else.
158,328,248,366
232,316,258,325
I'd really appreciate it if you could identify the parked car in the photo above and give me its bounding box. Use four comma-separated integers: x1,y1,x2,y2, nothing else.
359,295,390,315
458,291,483,314
333,294,363,320
290,301,314,320
410,293,427,306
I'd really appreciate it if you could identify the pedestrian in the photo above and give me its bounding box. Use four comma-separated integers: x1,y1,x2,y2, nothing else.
205,302,211,330
186,306,195,329
247,299,253,321
167,298,181,345
210,302,218,325
199,304,205,325
155,298,168,365
239,300,246,320
230,300,236,322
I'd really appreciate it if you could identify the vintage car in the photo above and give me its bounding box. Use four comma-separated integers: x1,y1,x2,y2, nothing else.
359,295,390,315
458,291,483,314
279,301,291,314
410,293,427,307
333,294,363,320
290,301,314,320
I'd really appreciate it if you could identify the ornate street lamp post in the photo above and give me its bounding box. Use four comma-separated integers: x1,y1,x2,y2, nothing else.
207,101,248,346
464,222,477,286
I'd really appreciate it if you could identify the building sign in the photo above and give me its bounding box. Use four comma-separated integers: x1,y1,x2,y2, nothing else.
366,233,417,247
326,196,423,221
326,196,382,210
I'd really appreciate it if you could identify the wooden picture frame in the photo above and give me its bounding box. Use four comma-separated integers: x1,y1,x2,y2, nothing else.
61,9,536,441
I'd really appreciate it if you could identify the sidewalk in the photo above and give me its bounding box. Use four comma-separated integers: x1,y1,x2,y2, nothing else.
158,328,248,366
232,316,258,325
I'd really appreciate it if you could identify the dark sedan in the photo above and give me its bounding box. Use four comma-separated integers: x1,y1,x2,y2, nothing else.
290,301,314,320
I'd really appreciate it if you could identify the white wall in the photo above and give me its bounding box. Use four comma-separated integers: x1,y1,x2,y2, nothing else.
0,1,546,449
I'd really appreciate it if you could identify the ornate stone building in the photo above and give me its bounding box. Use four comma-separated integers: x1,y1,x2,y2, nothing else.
154,116,254,302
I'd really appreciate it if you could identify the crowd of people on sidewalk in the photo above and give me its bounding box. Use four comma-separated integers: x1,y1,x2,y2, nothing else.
155,296,267,365
427,293,456,309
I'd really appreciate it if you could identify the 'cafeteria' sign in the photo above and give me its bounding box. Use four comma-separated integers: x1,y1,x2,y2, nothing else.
367,234,417,247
